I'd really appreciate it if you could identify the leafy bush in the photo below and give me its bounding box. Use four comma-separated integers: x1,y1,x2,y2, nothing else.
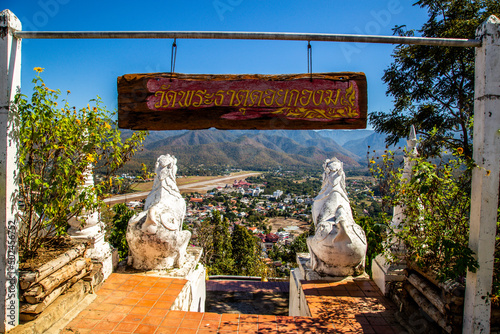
356,216,386,276
371,147,479,281
108,203,136,261
14,69,146,260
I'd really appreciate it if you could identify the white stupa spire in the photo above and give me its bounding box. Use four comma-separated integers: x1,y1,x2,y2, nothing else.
392,125,418,228
407,125,417,156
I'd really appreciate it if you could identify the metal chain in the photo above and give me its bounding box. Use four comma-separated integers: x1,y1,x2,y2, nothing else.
170,38,177,81
307,41,312,82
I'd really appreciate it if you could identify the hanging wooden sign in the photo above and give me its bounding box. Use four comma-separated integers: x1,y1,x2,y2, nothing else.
117,72,367,130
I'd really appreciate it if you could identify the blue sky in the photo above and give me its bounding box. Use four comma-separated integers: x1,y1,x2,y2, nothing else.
4,0,429,126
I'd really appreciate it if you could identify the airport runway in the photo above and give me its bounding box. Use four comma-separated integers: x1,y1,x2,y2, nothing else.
103,172,261,205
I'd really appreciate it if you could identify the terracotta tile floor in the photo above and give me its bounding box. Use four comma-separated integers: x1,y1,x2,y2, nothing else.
301,278,405,333
62,273,403,333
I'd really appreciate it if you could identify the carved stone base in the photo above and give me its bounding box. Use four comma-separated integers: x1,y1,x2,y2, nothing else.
290,253,369,317
127,211,191,270
296,253,369,281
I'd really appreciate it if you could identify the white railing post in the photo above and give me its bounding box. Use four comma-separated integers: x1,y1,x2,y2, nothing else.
463,15,500,334
0,9,21,332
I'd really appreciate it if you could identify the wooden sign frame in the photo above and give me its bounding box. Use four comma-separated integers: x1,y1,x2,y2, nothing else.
118,72,367,130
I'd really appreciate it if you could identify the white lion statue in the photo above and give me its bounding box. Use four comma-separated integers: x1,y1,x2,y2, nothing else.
307,157,367,277
127,154,191,270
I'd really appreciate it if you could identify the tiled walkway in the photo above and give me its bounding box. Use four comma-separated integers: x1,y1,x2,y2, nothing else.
301,278,404,333
62,273,403,333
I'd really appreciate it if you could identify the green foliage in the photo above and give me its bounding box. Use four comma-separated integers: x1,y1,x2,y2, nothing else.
260,173,322,196
196,219,215,266
371,147,479,281
231,224,264,276
367,148,400,212
246,213,265,223
210,211,234,274
196,210,234,275
108,204,135,261
368,0,500,296
355,216,386,275
107,177,135,195
14,70,147,260
370,0,500,157
195,210,267,276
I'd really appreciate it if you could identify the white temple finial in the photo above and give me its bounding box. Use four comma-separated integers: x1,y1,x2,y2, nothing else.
409,125,416,140
407,125,417,155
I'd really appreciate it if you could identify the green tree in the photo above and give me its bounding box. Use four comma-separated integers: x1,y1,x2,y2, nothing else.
14,69,147,260
355,216,386,275
196,210,234,275
370,0,500,157
231,224,263,276
225,211,237,223
287,230,312,261
196,218,215,265
211,210,234,274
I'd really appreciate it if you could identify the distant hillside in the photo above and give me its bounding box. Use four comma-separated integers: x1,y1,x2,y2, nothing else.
123,129,363,172
119,126,415,174
145,130,239,149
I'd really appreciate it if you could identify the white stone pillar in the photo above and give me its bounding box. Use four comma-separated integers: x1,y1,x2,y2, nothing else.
68,167,116,280
463,15,500,334
0,9,21,332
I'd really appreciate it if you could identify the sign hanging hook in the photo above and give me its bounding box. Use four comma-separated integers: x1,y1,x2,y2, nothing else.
307,41,313,82
170,38,178,81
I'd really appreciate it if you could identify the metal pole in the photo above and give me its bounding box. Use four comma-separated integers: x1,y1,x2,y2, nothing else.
14,31,480,47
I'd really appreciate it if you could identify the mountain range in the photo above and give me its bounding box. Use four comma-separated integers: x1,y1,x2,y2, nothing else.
121,129,406,172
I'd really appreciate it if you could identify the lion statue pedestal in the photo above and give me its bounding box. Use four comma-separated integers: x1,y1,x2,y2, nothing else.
306,157,367,277
126,154,191,270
